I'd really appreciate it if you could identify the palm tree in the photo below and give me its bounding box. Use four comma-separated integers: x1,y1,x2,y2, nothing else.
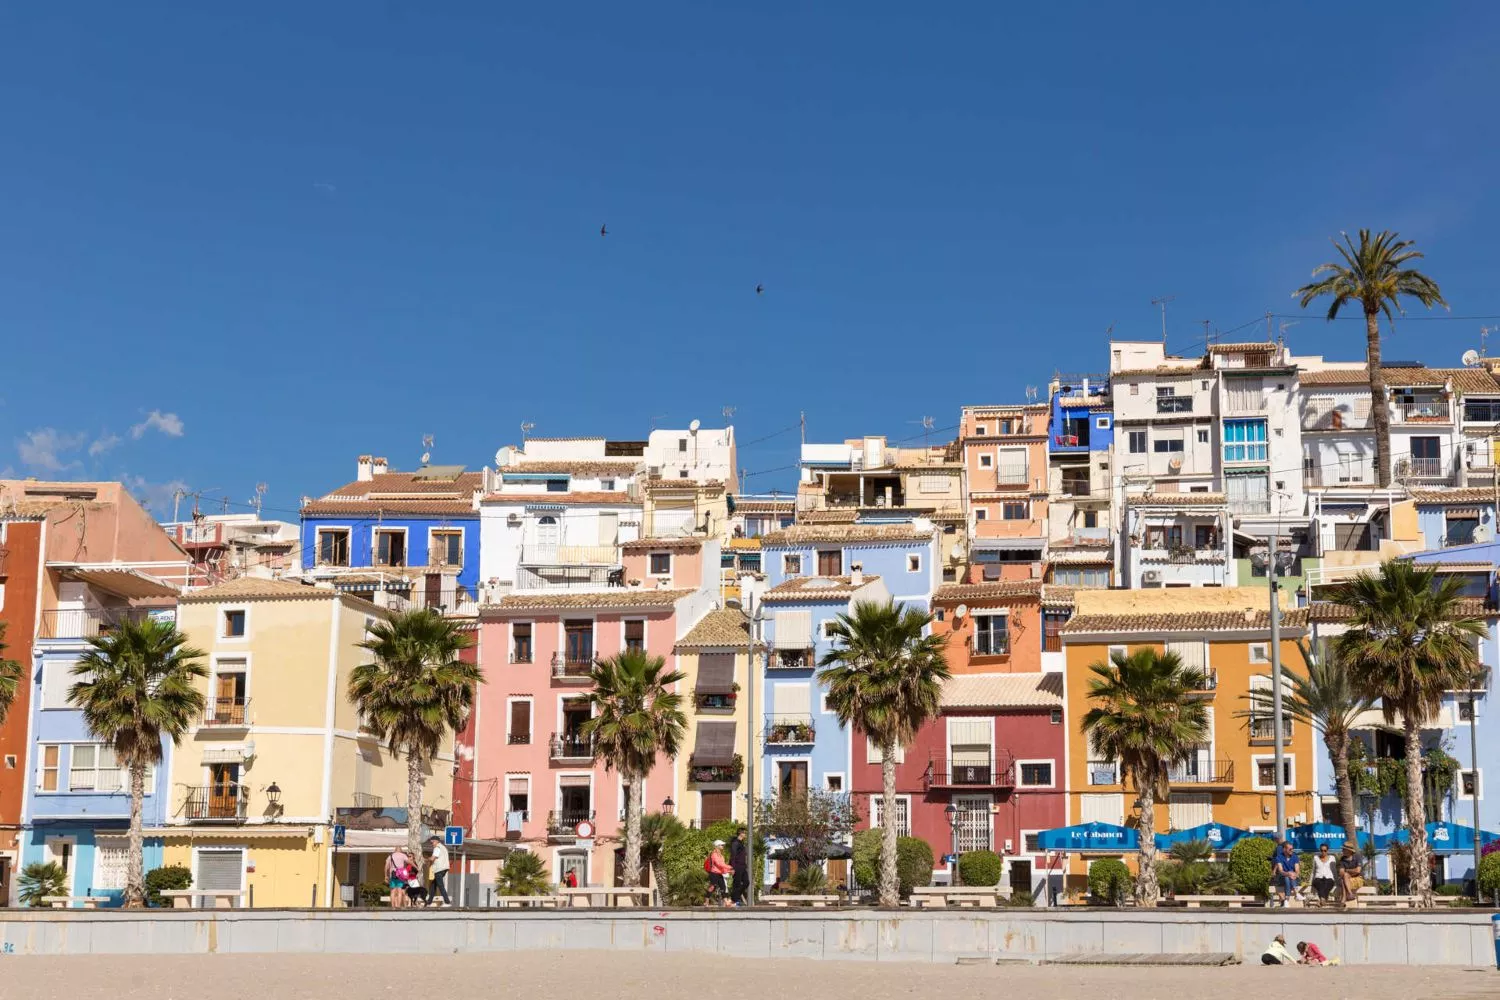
1331,560,1487,906
1295,229,1448,487
581,650,687,888
70,618,206,908
0,623,22,728
1241,639,1374,848
638,810,686,904
819,600,950,908
495,851,552,896
1080,648,1210,906
350,609,479,856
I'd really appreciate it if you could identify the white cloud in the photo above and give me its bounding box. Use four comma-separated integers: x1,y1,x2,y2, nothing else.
123,475,191,516
131,411,185,439
89,432,122,457
16,428,86,472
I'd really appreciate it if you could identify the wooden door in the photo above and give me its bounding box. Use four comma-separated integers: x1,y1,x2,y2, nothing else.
779,761,808,798
817,550,841,576
215,673,239,722
210,764,240,818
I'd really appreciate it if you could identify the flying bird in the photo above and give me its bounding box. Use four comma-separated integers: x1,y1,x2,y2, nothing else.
600,224,608,237
755,284,764,295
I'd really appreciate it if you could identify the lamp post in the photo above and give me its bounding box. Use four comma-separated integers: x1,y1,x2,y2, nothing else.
944,803,961,886
1250,535,1296,842
1467,673,1482,891
661,796,675,817
745,601,764,906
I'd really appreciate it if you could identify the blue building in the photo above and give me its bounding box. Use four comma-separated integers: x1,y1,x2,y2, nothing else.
1309,545,1498,886
1047,373,1114,460
22,579,180,906
300,455,482,610
1411,488,1498,551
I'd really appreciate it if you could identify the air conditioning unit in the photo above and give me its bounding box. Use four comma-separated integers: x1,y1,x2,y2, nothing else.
1003,838,1014,854
1143,570,1161,582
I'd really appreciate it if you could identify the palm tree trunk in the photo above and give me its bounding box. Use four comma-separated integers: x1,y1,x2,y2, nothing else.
623,775,642,887
1134,773,1160,907
651,860,668,906
1402,720,1433,907
124,758,146,908
406,752,425,858
1366,305,1391,487
1327,730,1359,847
878,743,899,908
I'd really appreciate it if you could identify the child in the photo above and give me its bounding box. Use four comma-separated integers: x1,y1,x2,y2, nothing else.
1296,941,1337,966
1261,934,1294,965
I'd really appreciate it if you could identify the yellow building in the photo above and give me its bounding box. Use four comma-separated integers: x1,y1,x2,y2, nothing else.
1059,587,1316,888
672,607,756,826
158,578,452,907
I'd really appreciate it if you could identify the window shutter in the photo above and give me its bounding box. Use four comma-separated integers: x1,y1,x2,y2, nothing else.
866,736,905,765
1169,792,1213,830
1165,641,1205,672
510,701,531,738
1079,793,1124,826
694,654,736,695
773,610,812,649
689,721,738,766
507,776,529,796
196,850,244,891
772,684,811,717
699,790,733,824
42,662,72,710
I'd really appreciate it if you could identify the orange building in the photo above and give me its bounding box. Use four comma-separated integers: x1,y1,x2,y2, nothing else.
960,404,1050,583
931,580,1078,675
1057,588,1316,891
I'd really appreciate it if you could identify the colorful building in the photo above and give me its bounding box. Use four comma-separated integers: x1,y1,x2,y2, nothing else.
1058,587,1315,892
960,404,1050,581
162,577,450,908
671,606,756,828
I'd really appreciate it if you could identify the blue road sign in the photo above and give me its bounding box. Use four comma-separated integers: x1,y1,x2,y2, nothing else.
332,825,346,847
942,853,958,864
444,825,464,848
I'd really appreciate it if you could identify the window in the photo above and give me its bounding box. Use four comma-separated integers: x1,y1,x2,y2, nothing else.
825,774,844,792
975,425,987,436
1156,386,1192,413
678,470,689,478
953,794,993,852
998,418,1017,435
649,552,672,576
1050,566,1110,587
1049,708,1063,725
40,661,73,710
1197,429,1209,444
93,838,130,891
431,530,463,567
563,620,594,664
1129,383,1139,395
1459,699,1476,722
69,744,124,792
546,479,568,492
374,529,406,567
507,776,531,819
1250,643,1269,663
1194,524,1216,549
678,438,689,452
1080,792,1124,826
1253,756,1295,791
979,454,993,468
221,609,246,638
1042,611,1068,652
907,553,922,573
1446,517,1479,547
869,795,911,837
974,508,987,521
600,479,615,491
1108,644,1127,661
624,619,645,653
973,612,1009,656
1222,419,1268,462
317,529,350,566
1017,761,1054,788
865,736,906,764
507,699,532,745
1169,792,1213,830
1465,399,1500,422
1096,417,1110,429
816,550,841,576
1127,430,1146,454
37,744,59,791
512,622,533,663
1002,501,1028,520
1153,436,1184,454
1082,509,1098,528
821,619,840,640
1459,769,1482,800
783,553,803,576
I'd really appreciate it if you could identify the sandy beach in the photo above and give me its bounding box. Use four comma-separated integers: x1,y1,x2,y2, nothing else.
4,950,1495,1000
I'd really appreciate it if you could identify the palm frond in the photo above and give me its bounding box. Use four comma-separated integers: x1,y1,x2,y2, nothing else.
580,649,688,779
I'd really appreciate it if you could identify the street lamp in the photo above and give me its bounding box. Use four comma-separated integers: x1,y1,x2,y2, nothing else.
661,796,675,817
745,600,765,906
1249,537,1296,842
944,803,961,886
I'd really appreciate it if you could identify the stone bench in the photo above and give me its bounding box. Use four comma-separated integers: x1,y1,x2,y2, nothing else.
493,895,565,908
1174,895,1256,908
40,896,109,909
909,887,1002,908
158,889,247,909
762,894,840,908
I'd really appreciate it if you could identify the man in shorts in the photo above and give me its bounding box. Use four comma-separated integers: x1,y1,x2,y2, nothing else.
1337,842,1364,905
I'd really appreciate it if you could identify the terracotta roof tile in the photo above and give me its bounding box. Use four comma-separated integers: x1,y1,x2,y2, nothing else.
1041,585,1082,608
675,607,756,649
1307,598,1490,622
799,509,860,524
733,499,796,515
1209,342,1276,354
934,580,1043,603
621,537,704,552
484,587,694,612
1408,488,1500,505
482,491,637,506
1125,492,1227,507
326,471,483,498
942,672,1063,709
762,524,933,546
1113,361,1209,378
301,498,479,517
762,575,882,602
505,460,641,477
1048,548,1115,566
1063,608,1310,634
181,577,342,603
1298,369,1371,386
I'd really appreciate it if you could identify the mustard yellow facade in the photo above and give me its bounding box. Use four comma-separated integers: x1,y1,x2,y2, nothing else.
159,578,452,907
672,607,755,827
1060,588,1317,888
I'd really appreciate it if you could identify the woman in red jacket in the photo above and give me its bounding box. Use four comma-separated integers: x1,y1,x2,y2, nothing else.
705,841,734,906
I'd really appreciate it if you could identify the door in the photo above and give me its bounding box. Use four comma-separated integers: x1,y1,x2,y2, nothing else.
214,672,242,723
210,764,240,819
953,794,992,853
699,790,732,825
536,516,560,551
1008,860,1032,897
195,848,244,898
558,851,588,888
816,550,842,576
45,838,76,897
425,573,443,609
778,761,808,798
560,784,592,823
564,621,593,665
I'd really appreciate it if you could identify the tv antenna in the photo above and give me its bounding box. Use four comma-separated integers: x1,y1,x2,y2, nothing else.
649,414,669,431
250,482,268,517
908,415,935,447
722,406,736,420
1151,295,1176,341
1025,385,1039,402
421,434,434,466
520,421,535,441
1482,326,1496,358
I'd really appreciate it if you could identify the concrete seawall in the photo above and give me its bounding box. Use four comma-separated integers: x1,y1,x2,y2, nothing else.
1,909,1494,967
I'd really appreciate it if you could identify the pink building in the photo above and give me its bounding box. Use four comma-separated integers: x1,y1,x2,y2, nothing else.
472,542,716,886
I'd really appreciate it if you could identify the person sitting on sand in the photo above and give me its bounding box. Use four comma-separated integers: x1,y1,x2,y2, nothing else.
1296,941,1336,966
1261,934,1294,965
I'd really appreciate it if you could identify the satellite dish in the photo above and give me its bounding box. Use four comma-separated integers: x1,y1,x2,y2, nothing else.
955,604,968,619
420,452,431,465
1475,523,1494,543
1463,349,1481,367
689,419,701,433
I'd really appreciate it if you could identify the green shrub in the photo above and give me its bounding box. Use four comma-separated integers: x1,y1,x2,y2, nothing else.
495,851,551,896
1477,852,1500,899
892,836,934,896
358,880,390,907
1434,883,1464,896
786,864,828,895
1005,888,1034,907
144,864,193,908
659,820,762,906
18,862,68,907
1087,858,1130,904
957,850,1003,887
1228,837,1276,897
851,828,881,889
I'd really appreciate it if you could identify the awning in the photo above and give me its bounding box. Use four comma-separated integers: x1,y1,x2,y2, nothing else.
773,609,812,650
56,565,180,599
970,537,1047,552
1285,822,1349,852
694,656,736,695
559,774,591,788
689,721,738,766
1153,822,1260,852
148,825,313,840
1036,822,1139,853
201,743,255,764
1374,821,1500,855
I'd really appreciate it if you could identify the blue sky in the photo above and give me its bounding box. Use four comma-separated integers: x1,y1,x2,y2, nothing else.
5,3,1500,518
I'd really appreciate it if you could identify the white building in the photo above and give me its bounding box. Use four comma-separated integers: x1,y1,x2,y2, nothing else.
643,426,737,488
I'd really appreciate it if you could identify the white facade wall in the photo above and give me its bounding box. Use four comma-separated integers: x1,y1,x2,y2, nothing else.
645,427,736,486
479,502,642,586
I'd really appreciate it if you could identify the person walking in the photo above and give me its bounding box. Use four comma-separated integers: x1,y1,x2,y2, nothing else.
385,847,411,909
1310,844,1336,905
704,840,733,907
426,835,452,907
1337,842,1364,906
729,829,750,906
1271,841,1300,907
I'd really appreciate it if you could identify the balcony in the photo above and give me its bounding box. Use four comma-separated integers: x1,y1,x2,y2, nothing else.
770,649,813,670
1166,759,1235,786
202,697,249,728
764,716,815,745
546,810,596,840
520,544,619,567
924,753,1015,790
971,632,1010,657
696,692,737,710
1249,717,1294,744
510,647,534,664
550,732,596,761
1397,457,1447,479
995,465,1029,486
351,792,384,808
37,607,154,640
1392,400,1451,423
1227,498,1272,516
688,757,744,785
427,546,463,569
1185,670,1218,698
1156,396,1193,414
508,731,532,745
516,565,623,591
1087,760,1120,786
182,784,248,822
551,651,597,682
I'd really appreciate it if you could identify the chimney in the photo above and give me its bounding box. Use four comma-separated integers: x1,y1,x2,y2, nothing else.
357,455,374,482
850,562,864,587
372,457,389,476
